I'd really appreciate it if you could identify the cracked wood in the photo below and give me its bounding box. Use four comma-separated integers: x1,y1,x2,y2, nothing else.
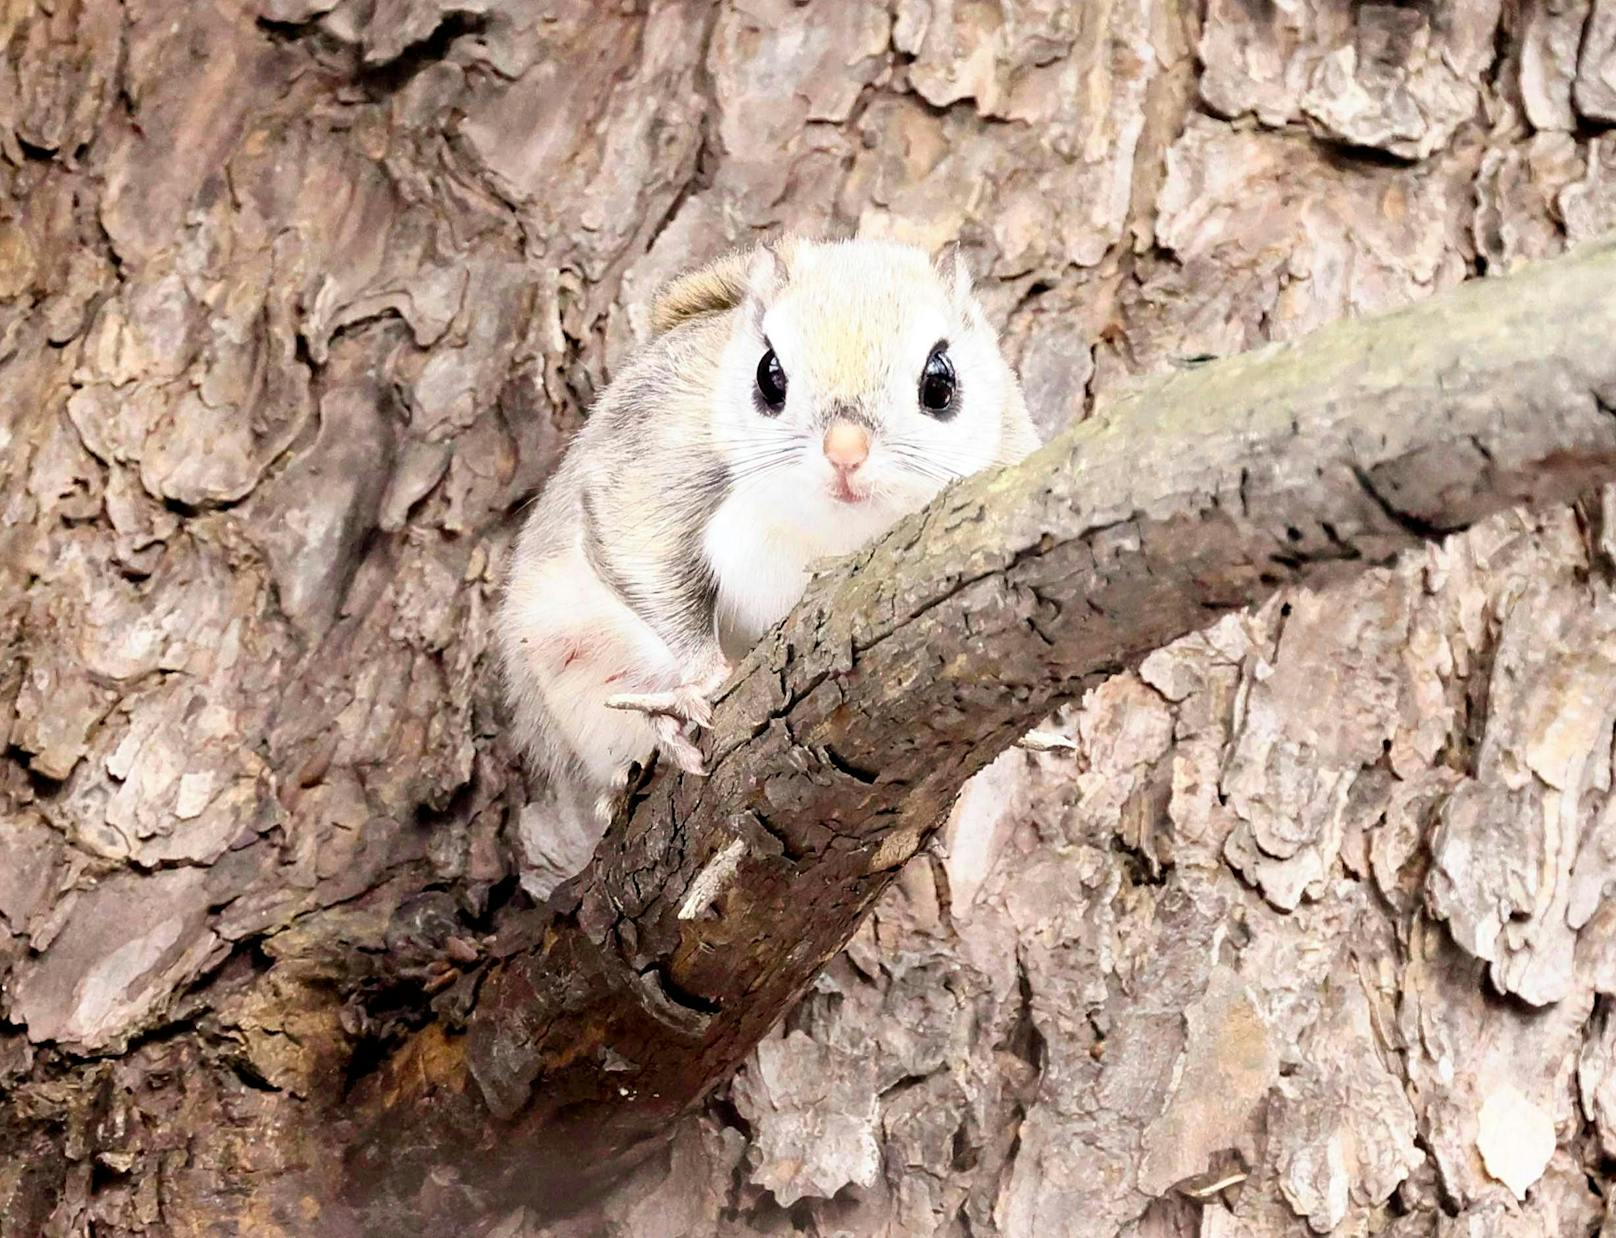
336,237,1616,1230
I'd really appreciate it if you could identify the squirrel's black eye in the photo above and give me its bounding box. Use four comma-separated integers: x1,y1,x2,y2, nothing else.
919,343,956,418
755,348,787,413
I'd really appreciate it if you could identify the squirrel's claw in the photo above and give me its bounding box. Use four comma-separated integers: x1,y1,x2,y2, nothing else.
605,654,732,729
605,655,733,778
605,684,715,729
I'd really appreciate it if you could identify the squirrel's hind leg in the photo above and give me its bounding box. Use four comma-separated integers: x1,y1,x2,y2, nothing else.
502,548,690,788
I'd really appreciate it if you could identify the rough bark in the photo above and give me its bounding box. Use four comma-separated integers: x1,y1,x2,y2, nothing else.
337,237,1616,1230
6,1,1616,1236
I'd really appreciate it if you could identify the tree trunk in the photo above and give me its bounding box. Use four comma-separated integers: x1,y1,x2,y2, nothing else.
5,2,1616,1236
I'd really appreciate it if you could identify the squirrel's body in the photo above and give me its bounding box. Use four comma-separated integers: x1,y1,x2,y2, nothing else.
499,237,1039,889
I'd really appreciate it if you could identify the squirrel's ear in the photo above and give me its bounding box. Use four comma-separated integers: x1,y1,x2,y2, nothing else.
743,241,788,306
648,242,792,335
934,242,974,307
650,249,754,335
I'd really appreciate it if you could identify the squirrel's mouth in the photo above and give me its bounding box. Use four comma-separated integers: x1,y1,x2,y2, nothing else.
830,477,870,504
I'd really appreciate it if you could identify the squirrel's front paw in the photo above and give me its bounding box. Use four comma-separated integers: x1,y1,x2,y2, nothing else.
605,682,716,729
605,654,733,776
603,655,733,731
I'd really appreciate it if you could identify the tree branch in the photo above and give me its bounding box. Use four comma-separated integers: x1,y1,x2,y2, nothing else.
333,237,1616,1231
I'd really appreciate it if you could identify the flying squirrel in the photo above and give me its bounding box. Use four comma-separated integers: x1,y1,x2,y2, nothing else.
497,236,1040,882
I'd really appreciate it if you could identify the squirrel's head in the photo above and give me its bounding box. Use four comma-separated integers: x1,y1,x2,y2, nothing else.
655,236,1035,526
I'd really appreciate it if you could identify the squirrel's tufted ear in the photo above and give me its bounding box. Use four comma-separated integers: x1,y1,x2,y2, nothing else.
934,242,974,308
649,249,754,335
649,240,794,336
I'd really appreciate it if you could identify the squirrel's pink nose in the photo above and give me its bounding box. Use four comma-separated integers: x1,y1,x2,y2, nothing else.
823,421,869,472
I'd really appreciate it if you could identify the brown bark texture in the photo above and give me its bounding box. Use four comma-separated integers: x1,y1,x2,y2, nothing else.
4,1,1616,1236
346,235,1616,1233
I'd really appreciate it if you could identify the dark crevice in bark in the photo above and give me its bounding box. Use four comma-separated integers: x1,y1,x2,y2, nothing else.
640,963,724,1018
819,743,880,786
745,808,809,863
364,13,491,92
1350,463,1456,540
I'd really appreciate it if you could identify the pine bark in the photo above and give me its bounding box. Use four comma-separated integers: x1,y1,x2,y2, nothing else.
5,2,1616,1236
344,239,1616,1231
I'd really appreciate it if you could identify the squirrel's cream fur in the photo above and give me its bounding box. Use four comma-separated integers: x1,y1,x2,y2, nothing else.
498,236,1039,893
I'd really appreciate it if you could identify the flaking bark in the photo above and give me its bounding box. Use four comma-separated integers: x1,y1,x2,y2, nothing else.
338,237,1616,1231
9,2,1616,1233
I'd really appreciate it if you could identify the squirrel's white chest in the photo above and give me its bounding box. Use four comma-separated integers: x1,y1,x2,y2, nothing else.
703,484,894,656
